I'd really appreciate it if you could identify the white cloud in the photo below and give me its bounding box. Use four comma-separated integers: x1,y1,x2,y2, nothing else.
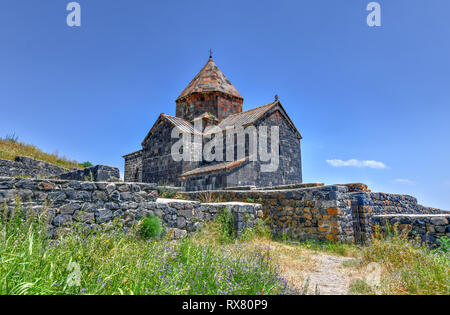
326,159,388,169
393,178,416,186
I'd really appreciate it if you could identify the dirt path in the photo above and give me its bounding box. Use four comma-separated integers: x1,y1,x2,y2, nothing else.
303,254,354,295
261,241,356,295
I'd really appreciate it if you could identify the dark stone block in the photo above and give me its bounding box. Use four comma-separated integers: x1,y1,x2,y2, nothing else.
95,209,113,224
54,165,120,182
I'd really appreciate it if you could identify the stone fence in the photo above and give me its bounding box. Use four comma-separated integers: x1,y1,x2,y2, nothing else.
0,156,68,178
155,198,262,238
0,156,120,182
1,176,447,245
179,183,449,245
0,177,260,238
53,165,120,182
370,214,449,248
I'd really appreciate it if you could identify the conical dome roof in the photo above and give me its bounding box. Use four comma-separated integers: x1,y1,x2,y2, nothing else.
176,58,242,101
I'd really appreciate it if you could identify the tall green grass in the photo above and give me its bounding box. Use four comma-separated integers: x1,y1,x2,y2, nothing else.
0,207,296,295
360,226,449,295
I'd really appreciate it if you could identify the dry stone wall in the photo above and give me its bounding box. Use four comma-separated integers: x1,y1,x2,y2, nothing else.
1,174,447,245
0,177,260,238
370,214,450,248
0,156,68,178
53,165,120,182
180,185,357,242
156,198,262,238
180,183,449,245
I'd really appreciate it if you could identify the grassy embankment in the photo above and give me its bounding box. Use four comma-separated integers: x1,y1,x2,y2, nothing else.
0,134,83,170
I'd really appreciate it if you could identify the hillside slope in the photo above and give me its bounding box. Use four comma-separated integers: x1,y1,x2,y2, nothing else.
0,134,83,169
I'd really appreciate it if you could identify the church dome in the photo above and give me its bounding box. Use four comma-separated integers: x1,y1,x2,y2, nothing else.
176,57,242,101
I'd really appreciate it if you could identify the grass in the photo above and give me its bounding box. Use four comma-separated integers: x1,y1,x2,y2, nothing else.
0,205,297,295
348,279,375,295
292,239,359,257
190,210,315,293
358,226,449,295
267,231,449,295
0,134,83,170
0,199,448,295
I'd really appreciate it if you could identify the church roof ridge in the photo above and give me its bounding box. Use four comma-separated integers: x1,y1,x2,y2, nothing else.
218,100,279,128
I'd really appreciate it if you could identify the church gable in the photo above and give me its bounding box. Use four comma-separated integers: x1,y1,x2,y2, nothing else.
142,114,194,147
251,101,302,139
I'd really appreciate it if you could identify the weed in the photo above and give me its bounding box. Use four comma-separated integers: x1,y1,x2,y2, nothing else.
138,215,163,240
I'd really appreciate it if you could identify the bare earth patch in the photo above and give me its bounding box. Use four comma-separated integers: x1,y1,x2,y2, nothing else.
303,254,354,295
261,240,359,295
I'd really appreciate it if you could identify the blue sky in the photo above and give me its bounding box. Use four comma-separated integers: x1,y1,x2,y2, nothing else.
0,1,449,209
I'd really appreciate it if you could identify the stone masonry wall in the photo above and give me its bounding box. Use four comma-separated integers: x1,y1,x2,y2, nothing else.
0,156,68,178
53,165,120,182
181,185,356,242
181,110,303,191
0,177,260,238
370,214,450,248
180,183,449,244
176,92,243,122
3,175,446,245
141,120,185,186
123,150,142,182
156,198,262,238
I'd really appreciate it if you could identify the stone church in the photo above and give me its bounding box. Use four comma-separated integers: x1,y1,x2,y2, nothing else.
123,56,303,191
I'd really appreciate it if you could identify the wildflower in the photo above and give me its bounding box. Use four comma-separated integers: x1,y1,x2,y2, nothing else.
80,288,86,293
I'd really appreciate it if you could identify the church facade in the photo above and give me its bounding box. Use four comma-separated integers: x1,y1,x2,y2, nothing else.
123,57,303,191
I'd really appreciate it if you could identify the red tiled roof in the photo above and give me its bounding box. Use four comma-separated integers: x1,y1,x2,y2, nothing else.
176,58,243,101
180,157,248,178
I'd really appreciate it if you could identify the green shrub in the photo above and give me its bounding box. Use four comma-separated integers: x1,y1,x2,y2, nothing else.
214,207,235,243
157,187,177,199
241,218,272,241
436,236,450,254
138,215,163,240
81,161,93,168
